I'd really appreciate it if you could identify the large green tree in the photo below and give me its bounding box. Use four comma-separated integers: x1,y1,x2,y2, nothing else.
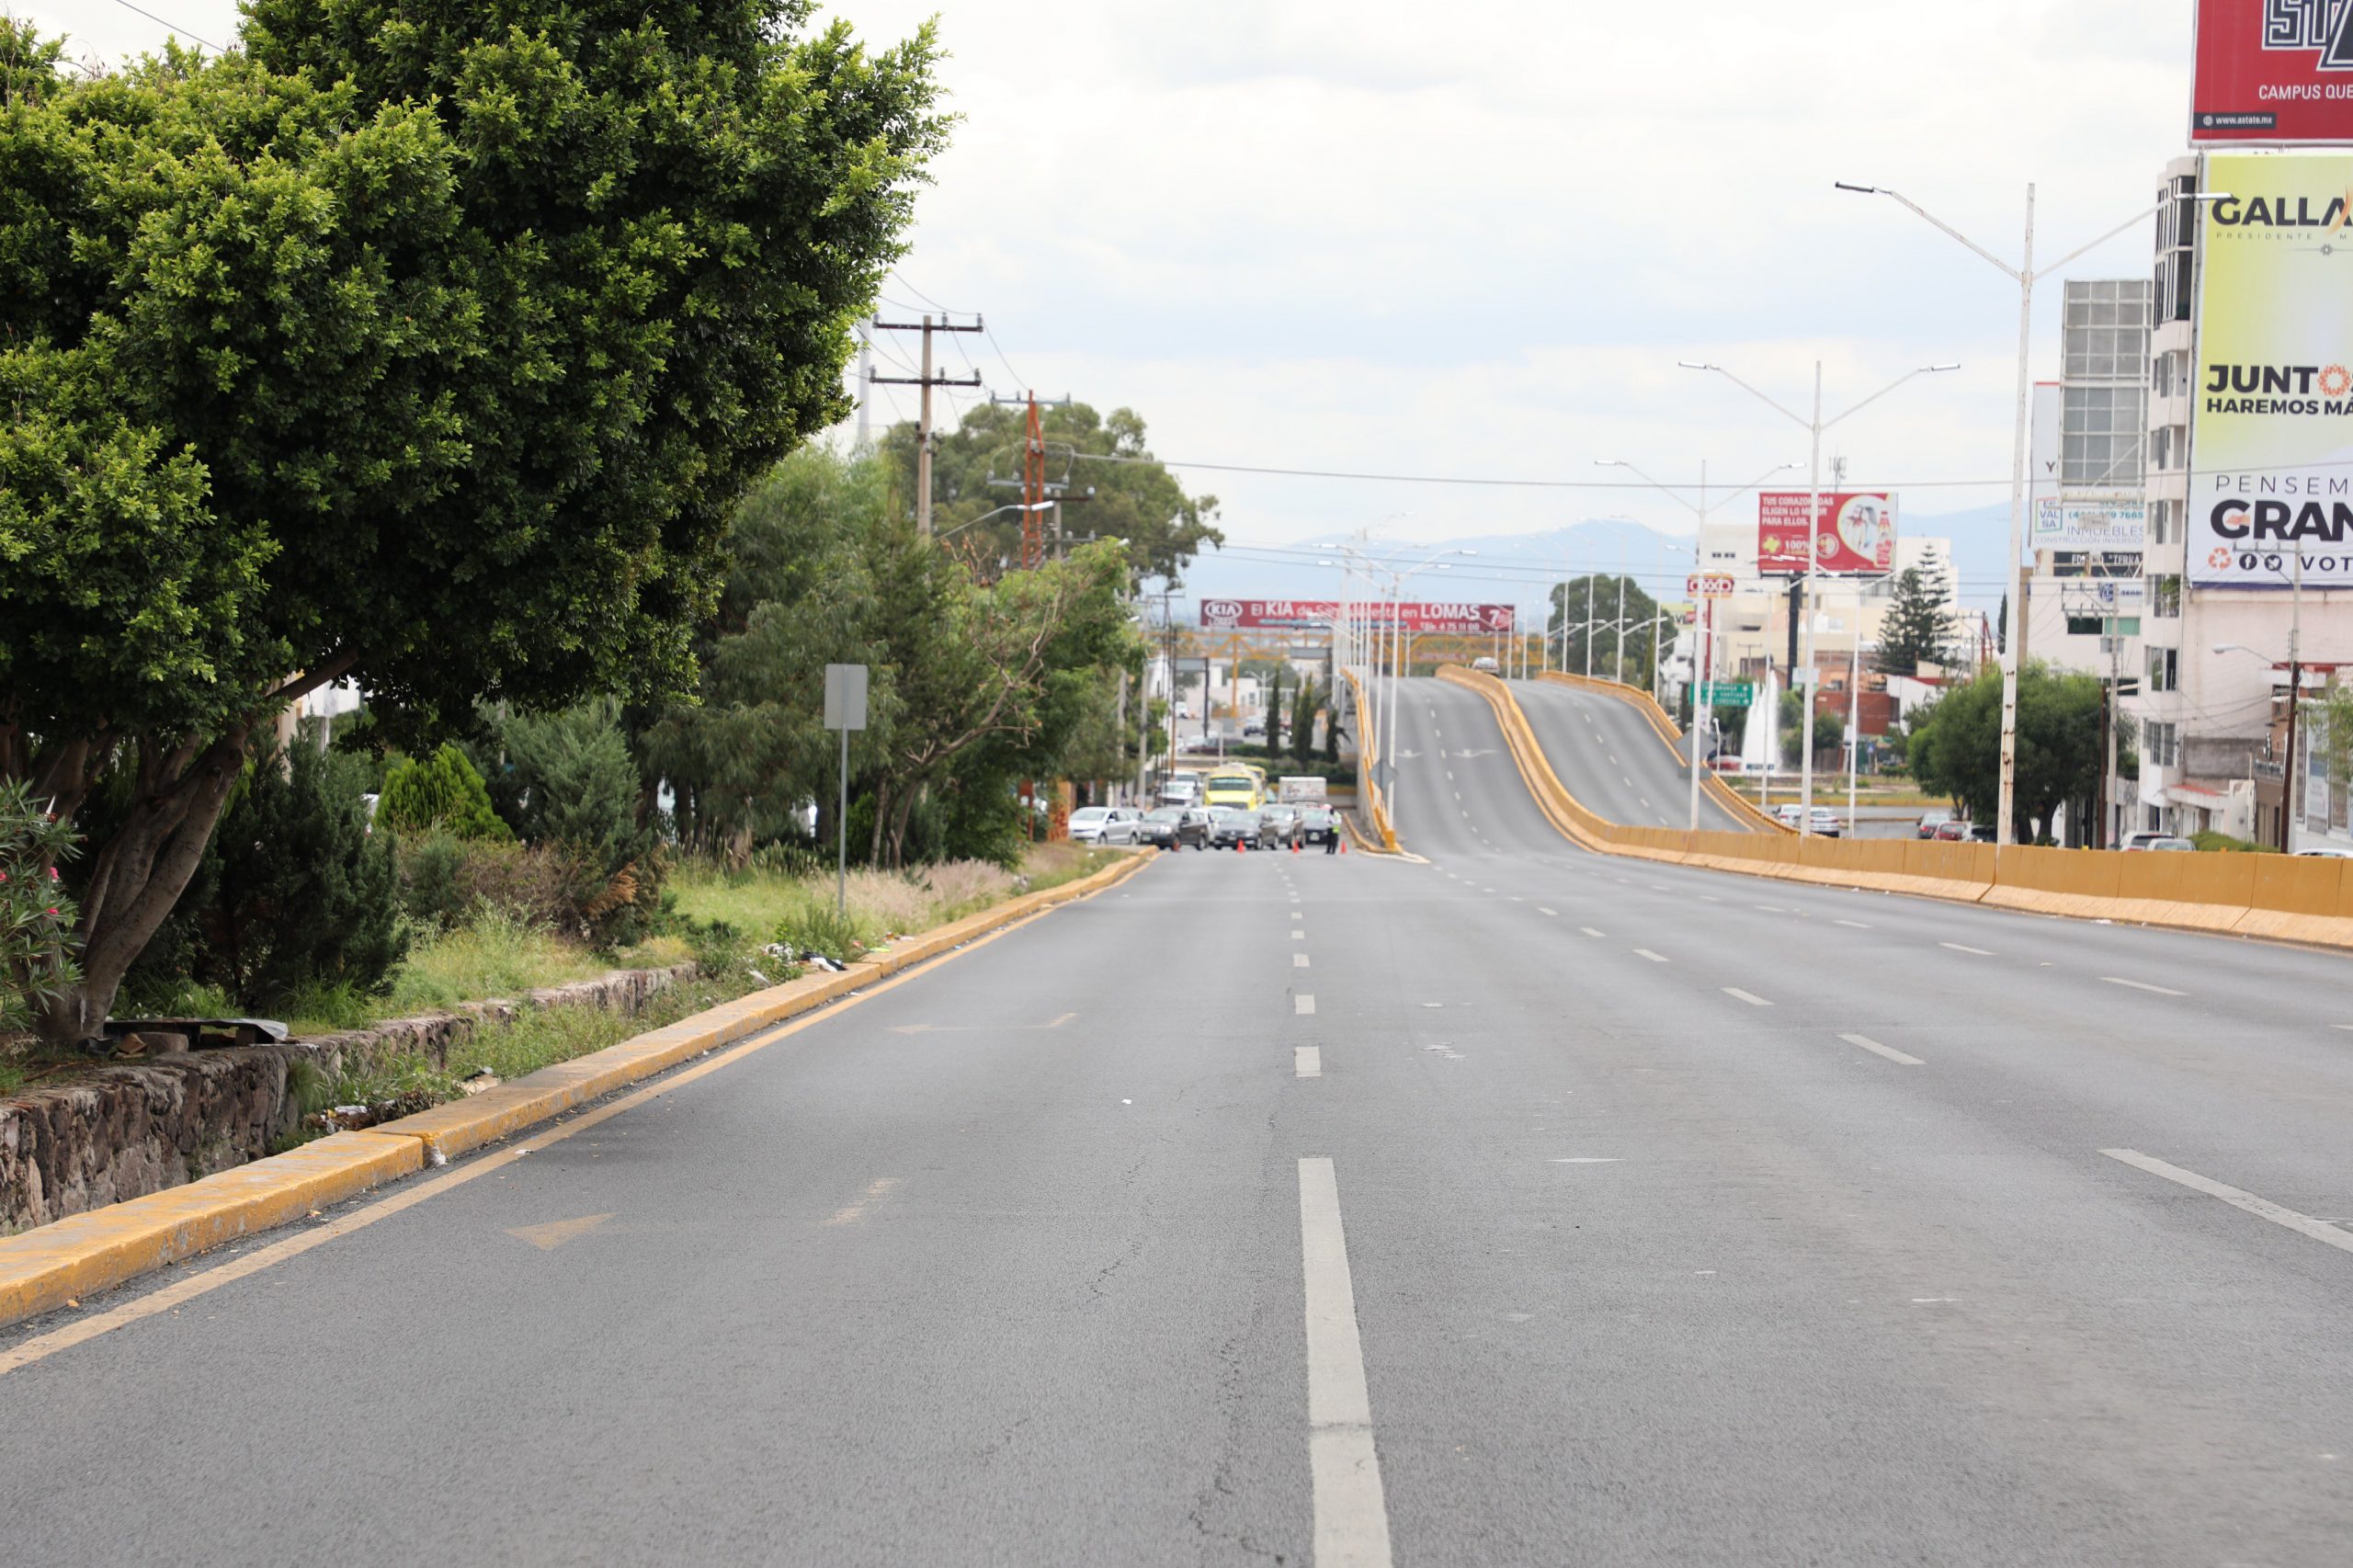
0,7,944,1041
645,445,1142,868
1873,566,1957,677
1908,661,2106,843
883,400,1222,583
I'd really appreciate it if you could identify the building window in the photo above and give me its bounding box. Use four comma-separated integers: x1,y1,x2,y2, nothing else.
2066,614,2103,636
2148,647,2178,692
2063,385,2146,485
2152,574,2182,617
2063,280,2152,381
2147,720,2179,768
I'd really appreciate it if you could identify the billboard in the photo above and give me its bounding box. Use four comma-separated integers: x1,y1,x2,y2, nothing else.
2192,1,2353,142
2189,152,2353,588
1756,492,1896,576
1198,598,1514,632
2034,498,2149,551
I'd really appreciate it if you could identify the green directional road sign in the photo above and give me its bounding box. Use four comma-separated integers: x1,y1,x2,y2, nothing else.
1698,682,1755,708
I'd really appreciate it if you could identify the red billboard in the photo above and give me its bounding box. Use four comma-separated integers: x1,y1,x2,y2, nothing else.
1198,598,1514,632
1756,492,1896,577
2193,0,2353,142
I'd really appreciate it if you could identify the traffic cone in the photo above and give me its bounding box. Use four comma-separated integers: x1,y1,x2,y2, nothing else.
1234,839,1245,854
1339,835,1348,855
1291,840,1300,855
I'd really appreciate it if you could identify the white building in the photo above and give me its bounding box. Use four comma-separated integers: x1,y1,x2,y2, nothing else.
2130,155,2353,846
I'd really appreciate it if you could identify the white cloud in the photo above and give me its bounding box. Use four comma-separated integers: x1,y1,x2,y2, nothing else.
39,0,2195,550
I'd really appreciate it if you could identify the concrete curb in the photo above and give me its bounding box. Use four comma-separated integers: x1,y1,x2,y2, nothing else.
0,851,1154,1330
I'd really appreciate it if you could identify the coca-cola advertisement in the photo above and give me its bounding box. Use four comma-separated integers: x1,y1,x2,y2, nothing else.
1197,598,1514,632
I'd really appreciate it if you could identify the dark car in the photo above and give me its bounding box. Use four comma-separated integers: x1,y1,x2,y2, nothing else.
1210,809,1261,849
1139,806,1210,850
1299,807,1337,845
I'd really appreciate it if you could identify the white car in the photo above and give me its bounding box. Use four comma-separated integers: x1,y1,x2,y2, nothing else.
1067,806,1143,845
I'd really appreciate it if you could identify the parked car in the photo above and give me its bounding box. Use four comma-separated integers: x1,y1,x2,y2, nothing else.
1774,802,1806,829
1472,655,1500,673
1931,819,1988,843
1260,805,1303,848
1915,810,1954,839
2120,831,2180,851
1138,806,1210,850
1066,806,1123,844
1070,806,1143,845
1242,720,1266,739
2296,846,2353,858
2143,835,2197,852
1807,806,1843,838
1300,807,1337,846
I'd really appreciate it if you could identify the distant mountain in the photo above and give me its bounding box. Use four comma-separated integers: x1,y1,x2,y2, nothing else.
1176,502,2019,625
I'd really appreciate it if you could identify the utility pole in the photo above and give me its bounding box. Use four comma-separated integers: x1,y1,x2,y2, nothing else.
855,325,874,449
2286,547,2305,852
987,391,1078,568
870,313,983,536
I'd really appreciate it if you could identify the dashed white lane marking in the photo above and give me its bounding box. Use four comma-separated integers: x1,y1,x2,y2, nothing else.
1295,952,1311,968
2102,1149,2353,1259
1700,895,1721,903
1939,943,1995,956
1623,776,1634,787
1722,987,1772,1006
1840,1033,1923,1065
1579,926,1606,938
1298,1157,1396,1568
1296,994,1317,1015
1296,1046,1323,1079
1538,906,1559,916
1834,919,1871,929
1483,886,1497,893
1293,930,1306,939
1755,904,1787,914
1648,883,1668,892
1552,1157,1621,1164
1632,949,1668,963
2103,977,2188,997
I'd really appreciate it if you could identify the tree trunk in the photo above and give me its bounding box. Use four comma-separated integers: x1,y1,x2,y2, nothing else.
885,785,922,869
33,725,252,1046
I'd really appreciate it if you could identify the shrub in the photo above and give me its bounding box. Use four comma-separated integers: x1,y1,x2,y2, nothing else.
775,903,870,964
379,744,511,840
501,701,647,862
172,744,408,1011
2191,830,2278,854
1,779,81,1034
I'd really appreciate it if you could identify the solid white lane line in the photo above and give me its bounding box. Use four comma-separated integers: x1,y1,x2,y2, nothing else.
1298,1157,1396,1568
2103,977,2188,997
1296,994,1317,1015
1632,949,1668,963
1579,926,1606,938
1833,918,1870,929
1296,952,1311,968
1722,987,1772,1006
2101,1149,2353,1259
1296,1046,1322,1079
1538,906,1559,916
1840,1033,1923,1066
1939,943,1995,956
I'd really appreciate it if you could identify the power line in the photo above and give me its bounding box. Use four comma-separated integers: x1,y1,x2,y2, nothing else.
109,0,225,51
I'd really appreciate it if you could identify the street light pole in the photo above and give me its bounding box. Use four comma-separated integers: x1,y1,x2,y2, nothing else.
1597,456,1802,829
1836,179,2233,844
1679,360,1959,833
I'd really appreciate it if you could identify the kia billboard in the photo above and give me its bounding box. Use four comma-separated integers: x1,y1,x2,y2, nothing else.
1756,492,1896,576
2189,152,2353,588
2193,0,2353,142
1197,599,1514,632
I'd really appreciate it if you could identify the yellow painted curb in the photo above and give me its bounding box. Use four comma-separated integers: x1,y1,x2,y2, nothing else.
0,1132,423,1327
0,850,1153,1330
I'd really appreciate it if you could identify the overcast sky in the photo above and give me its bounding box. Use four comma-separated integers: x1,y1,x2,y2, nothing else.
39,1,2191,555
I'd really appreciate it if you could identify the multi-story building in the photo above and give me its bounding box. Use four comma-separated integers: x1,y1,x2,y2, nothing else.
2128,154,2353,846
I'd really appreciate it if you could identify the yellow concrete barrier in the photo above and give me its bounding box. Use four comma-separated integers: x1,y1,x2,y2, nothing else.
0,849,1154,1329
1340,666,1398,851
0,1131,424,1327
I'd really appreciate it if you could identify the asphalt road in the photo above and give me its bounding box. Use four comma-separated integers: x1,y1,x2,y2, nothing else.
6,684,2353,1564
1507,678,1755,833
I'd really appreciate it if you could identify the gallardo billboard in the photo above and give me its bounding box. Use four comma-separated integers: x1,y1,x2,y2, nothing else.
2193,0,2353,142
2191,152,2353,587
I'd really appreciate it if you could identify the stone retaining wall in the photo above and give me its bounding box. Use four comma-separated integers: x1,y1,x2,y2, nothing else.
0,964,692,1235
